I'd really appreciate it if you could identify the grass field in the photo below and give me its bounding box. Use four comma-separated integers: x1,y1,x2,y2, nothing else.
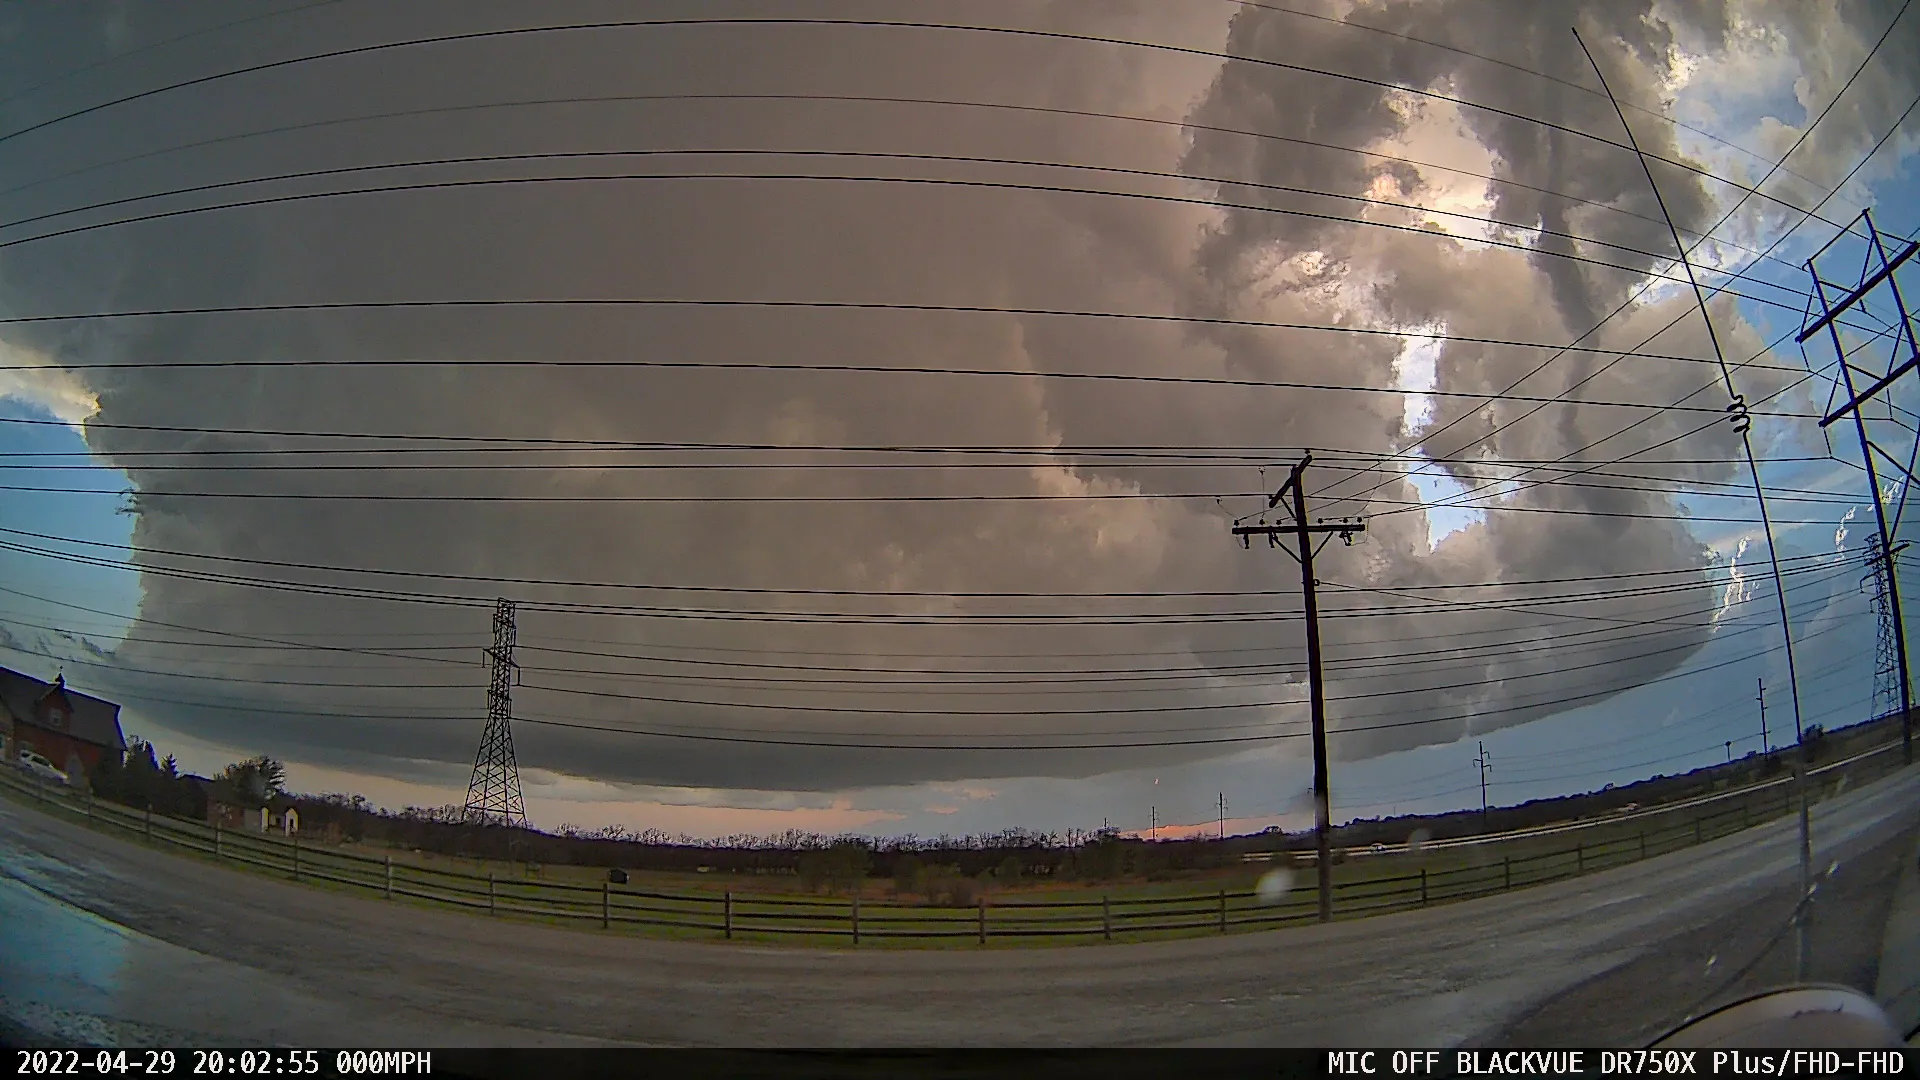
0,740,1892,949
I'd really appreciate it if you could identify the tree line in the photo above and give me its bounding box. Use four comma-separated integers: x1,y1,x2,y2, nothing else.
82,713,1879,889
84,738,288,821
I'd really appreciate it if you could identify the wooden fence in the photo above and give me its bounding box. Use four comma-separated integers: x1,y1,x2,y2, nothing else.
0,738,1903,946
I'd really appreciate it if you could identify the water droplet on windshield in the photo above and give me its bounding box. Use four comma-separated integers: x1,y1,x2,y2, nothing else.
1256,868,1295,905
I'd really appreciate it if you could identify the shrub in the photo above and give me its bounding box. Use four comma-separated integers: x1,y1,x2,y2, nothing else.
799,842,871,895
797,850,831,892
894,853,923,895
917,865,980,907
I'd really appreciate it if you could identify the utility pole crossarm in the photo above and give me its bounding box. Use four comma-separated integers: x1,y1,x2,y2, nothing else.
1230,522,1367,560
1230,522,1368,537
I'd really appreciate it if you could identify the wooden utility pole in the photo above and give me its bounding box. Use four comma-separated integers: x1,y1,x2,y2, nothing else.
1475,743,1492,831
1218,792,1227,840
1233,453,1367,923
1758,679,1769,753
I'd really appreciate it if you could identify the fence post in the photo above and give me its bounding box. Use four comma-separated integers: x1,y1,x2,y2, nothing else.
85,795,92,826
1503,855,1511,891
852,894,861,946
1219,889,1228,933
602,881,610,930
292,833,301,882
978,896,987,945
384,855,393,900
1420,868,1429,907
488,869,496,916
724,891,733,940
214,821,221,859
1103,895,1112,941
144,802,152,844
1575,842,1584,875
1694,817,1702,845
1637,831,1646,861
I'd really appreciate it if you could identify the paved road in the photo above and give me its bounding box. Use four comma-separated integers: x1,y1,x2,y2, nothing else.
2,768,1916,1049
1489,819,1910,1046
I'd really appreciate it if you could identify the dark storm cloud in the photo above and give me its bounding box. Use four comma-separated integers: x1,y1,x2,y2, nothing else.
0,0,1903,790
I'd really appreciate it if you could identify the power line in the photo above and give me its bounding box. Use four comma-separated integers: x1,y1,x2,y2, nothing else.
0,14,1858,240
0,150,1840,322
1220,0,1830,194
0,305,1836,400
0,522,1847,605
0,1,347,110
0,88,1812,277
0,460,1879,509
0,414,1850,466
1326,78,1920,515
0,557,1863,739
0,565,1836,670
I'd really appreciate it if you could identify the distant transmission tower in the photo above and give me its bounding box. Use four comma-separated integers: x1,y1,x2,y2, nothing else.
464,598,526,828
1866,542,1911,724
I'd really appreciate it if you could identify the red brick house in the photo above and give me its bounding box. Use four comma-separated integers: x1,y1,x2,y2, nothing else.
0,669,127,786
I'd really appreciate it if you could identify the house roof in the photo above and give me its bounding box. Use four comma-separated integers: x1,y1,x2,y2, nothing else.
0,668,126,752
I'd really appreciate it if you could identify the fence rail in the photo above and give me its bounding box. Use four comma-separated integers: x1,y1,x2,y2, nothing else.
0,738,1902,947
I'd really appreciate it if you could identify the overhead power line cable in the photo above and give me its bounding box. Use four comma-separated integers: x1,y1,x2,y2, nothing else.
0,14,1861,239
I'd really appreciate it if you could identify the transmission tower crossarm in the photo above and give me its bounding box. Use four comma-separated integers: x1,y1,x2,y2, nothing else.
1799,237,1918,345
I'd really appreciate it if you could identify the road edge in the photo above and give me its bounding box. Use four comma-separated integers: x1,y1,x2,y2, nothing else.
1875,824,1920,1042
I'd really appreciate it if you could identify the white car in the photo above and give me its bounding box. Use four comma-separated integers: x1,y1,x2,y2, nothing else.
16,749,67,786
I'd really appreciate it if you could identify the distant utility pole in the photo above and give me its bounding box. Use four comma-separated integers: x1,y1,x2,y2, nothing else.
1474,743,1492,831
1725,741,1732,763
1800,206,1918,765
1150,805,1157,840
1758,679,1769,754
1218,792,1227,840
464,598,527,828
1233,453,1367,924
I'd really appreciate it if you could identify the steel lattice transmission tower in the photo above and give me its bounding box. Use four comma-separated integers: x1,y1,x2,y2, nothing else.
1799,206,1918,762
464,598,526,828
1866,542,1911,723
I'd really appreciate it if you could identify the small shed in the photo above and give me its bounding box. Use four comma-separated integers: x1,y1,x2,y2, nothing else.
201,779,299,835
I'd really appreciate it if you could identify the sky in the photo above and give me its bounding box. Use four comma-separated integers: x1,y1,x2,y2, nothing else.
0,0,1917,843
